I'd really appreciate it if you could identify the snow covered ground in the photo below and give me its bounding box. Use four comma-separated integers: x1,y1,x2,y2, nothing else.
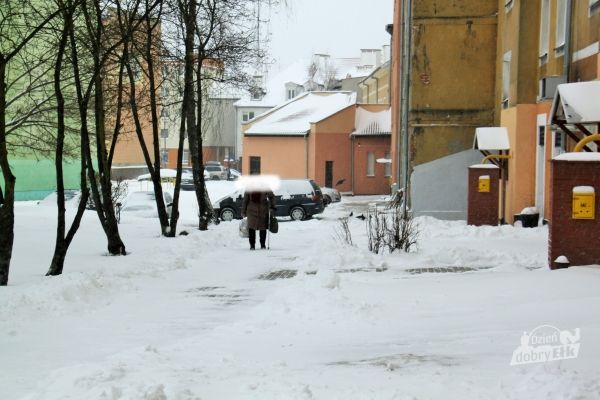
2,181,600,399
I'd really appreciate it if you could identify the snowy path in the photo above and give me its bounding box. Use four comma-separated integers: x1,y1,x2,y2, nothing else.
3,195,600,399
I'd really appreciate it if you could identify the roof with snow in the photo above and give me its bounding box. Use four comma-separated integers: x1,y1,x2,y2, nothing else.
554,152,600,161
244,92,356,136
473,127,510,151
234,57,376,109
352,107,391,136
550,81,600,124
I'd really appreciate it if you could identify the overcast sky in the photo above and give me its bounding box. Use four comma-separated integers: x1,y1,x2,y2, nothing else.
266,0,394,72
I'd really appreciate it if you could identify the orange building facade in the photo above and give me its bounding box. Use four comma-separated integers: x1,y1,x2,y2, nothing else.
242,93,391,195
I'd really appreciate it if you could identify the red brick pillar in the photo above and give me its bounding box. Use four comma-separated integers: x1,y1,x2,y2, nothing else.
549,156,600,269
467,165,500,226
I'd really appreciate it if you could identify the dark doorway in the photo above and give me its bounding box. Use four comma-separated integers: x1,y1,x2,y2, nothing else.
325,161,333,188
250,156,261,175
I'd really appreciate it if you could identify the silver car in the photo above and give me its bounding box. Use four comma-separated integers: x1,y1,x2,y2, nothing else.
320,187,341,205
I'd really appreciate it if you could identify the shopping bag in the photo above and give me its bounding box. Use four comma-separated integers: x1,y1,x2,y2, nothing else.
239,218,249,238
269,215,278,233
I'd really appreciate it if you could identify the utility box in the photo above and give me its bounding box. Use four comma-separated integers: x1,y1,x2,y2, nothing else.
468,165,500,226
572,186,595,219
478,175,490,192
550,155,600,268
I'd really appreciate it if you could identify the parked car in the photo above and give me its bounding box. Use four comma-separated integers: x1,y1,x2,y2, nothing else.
120,191,173,219
227,168,241,180
181,169,210,190
204,163,228,180
214,179,324,221
320,187,341,205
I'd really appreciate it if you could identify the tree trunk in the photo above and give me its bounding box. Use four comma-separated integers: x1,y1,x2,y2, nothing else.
0,57,16,286
47,8,90,276
167,109,187,236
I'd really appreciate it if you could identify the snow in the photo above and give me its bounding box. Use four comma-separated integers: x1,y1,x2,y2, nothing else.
551,81,600,124
520,206,539,215
136,169,188,181
479,175,490,180
554,152,600,161
573,186,595,194
235,57,374,109
245,92,356,135
473,127,510,151
2,185,600,399
469,164,500,169
353,107,391,136
555,255,570,263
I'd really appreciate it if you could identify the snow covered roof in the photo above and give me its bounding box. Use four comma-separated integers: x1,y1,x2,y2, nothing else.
352,107,391,136
245,92,356,136
235,57,376,109
473,127,510,151
550,81,600,124
554,152,600,161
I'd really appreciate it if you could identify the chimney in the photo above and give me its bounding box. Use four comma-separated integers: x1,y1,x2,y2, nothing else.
360,49,382,68
382,45,390,63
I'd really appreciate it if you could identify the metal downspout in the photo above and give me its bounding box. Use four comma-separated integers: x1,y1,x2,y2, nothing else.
305,132,309,178
400,0,413,217
564,0,573,82
350,134,355,194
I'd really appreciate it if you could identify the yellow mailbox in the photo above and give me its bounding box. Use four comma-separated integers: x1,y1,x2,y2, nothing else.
572,186,595,220
478,175,490,193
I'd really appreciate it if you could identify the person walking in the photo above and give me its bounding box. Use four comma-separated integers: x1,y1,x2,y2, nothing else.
241,189,276,250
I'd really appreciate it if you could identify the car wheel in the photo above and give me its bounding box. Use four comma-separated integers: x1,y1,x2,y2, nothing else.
290,206,305,221
220,208,235,221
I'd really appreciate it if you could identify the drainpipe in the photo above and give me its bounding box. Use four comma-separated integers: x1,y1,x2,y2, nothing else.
350,133,355,194
574,134,600,152
399,0,413,218
563,0,573,82
305,132,309,178
481,154,511,164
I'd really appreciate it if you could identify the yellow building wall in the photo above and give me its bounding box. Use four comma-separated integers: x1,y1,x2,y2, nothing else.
501,105,538,223
410,3,497,170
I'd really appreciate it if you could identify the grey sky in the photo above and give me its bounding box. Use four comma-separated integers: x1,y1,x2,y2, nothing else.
266,0,393,72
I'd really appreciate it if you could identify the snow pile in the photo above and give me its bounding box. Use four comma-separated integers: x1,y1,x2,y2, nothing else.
2,194,600,399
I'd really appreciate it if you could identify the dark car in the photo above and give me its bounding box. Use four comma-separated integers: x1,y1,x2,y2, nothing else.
214,179,324,221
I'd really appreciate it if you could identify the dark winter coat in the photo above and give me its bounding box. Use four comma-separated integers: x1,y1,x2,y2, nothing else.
242,191,276,230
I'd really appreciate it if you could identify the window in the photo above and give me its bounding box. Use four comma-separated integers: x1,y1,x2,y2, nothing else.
539,0,550,64
591,0,600,16
556,0,567,54
242,111,255,122
538,126,545,146
554,130,563,148
367,152,375,176
384,152,391,177
160,150,169,165
325,161,333,188
182,150,189,165
287,89,296,100
249,156,261,175
502,51,511,108
161,129,169,138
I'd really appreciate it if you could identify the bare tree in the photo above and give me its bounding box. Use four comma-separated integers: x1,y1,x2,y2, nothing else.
0,0,62,285
46,0,91,276
112,0,171,236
